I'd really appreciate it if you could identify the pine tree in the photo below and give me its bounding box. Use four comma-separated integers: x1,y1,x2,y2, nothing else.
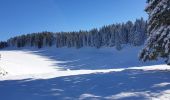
139,0,170,64
110,24,116,46
0,41,8,49
115,25,122,50
133,18,147,46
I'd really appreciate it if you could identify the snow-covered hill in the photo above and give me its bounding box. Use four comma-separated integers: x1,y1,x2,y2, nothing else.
0,46,170,100
0,46,166,80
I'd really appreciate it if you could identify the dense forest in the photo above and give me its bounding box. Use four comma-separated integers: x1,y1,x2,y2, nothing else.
0,18,147,50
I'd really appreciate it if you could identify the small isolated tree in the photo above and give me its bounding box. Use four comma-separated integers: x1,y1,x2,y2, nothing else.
139,0,170,64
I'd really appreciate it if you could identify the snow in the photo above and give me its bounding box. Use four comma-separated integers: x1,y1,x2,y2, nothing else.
79,94,101,100
0,67,7,76
105,92,140,99
152,82,170,88
105,90,170,100
0,46,170,100
0,46,165,81
0,51,59,76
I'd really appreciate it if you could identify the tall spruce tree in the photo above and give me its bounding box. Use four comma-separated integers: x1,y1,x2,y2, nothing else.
139,0,170,64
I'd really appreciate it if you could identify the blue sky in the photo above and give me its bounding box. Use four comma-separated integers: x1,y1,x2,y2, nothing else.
0,0,147,41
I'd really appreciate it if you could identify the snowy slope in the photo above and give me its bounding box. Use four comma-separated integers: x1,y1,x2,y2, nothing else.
0,46,170,100
0,45,167,80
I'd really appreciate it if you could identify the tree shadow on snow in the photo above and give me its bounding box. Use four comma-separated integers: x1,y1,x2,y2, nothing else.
9,47,164,70
0,70,170,100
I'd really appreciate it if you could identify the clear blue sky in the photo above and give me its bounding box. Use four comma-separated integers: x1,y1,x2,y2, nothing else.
0,0,147,41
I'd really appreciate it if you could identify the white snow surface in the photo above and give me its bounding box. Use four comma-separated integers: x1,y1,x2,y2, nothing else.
0,46,167,81
0,46,170,100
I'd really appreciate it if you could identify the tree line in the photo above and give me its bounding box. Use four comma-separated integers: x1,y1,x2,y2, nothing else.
0,18,147,50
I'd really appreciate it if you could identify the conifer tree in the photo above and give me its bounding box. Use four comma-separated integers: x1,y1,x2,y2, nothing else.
140,0,170,64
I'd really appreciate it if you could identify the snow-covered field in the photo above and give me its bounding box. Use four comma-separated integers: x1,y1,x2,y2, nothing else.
0,46,170,100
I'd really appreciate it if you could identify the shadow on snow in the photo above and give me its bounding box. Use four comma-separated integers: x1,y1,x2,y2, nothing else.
0,70,170,100
4,46,164,70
